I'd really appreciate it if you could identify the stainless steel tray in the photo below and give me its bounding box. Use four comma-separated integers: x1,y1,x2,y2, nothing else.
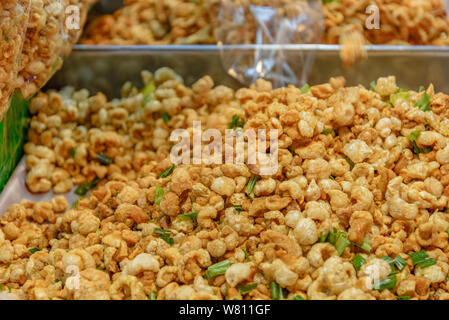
2,44,449,213
46,44,449,98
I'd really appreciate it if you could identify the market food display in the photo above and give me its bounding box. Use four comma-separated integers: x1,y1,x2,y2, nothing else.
80,0,449,65
2,69,449,300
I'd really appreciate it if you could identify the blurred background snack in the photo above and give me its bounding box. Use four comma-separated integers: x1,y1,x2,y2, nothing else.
0,0,31,120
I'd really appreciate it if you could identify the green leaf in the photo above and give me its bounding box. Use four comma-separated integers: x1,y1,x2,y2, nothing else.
159,111,171,124
69,148,76,158
335,232,351,255
390,92,410,106
344,155,355,170
270,282,283,300
29,247,41,254
418,86,425,93
141,81,156,108
394,256,407,271
408,130,433,154
245,174,260,197
96,153,112,165
321,129,334,135
237,283,258,295
204,260,231,279
370,81,376,92
177,211,199,221
372,274,397,291
153,228,174,245
71,199,79,209
74,178,101,196
415,93,432,111
300,84,310,93
242,249,251,262
353,238,371,253
159,165,175,178
149,292,157,300
232,205,243,212
155,186,164,205
409,250,436,269
352,254,366,271
294,295,306,300
397,296,411,300
228,115,245,129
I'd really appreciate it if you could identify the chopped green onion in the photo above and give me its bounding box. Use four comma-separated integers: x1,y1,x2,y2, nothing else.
228,115,245,129
372,274,397,291
409,250,436,269
242,249,251,262
394,256,407,271
397,296,411,300
245,174,260,196
74,178,101,196
408,130,433,154
370,81,376,92
204,260,231,279
352,254,366,271
155,186,164,205
390,92,410,106
319,231,329,243
28,247,41,254
344,155,355,170
159,165,175,178
294,295,305,300
321,129,334,135
329,175,336,180
327,228,338,245
71,200,79,209
335,232,351,255
396,88,408,93
160,111,171,124
353,237,371,253
69,148,76,158
415,93,432,111
382,256,396,272
270,282,283,300
96,153,112,165
141,81,156,108
237,283,258,295
149,292,157,300
153,228,174,245
300,83,310,93
232,205,243,212
177,211,199,221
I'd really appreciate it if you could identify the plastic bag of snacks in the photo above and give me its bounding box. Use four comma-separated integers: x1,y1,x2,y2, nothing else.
0,0,31,121
215,0,324,88
17,0,97,99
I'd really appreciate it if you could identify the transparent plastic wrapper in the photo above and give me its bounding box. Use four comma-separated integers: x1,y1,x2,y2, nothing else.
17,0,97,99
0,0,31,121
215,0,324,88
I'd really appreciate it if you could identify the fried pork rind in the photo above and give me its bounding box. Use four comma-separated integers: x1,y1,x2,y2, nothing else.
0,0,31,120
3,70,449,300
81,0,219,45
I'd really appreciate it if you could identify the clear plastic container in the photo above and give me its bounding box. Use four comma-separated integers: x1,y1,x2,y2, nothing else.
215,0,324,88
